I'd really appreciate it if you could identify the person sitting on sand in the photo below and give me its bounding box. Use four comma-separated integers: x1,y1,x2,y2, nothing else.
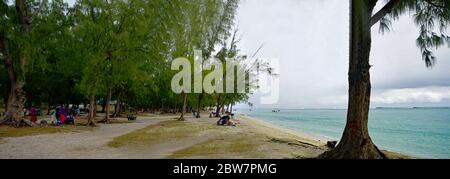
65,114,75,125
217,115,229,126
217,113,236,126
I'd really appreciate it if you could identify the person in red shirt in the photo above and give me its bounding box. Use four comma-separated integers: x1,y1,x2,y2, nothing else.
30,106,37,123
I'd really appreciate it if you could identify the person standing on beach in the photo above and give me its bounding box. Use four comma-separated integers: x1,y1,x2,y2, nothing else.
30,106,37,123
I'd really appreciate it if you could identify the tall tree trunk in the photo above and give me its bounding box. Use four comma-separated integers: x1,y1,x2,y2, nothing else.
195,93,203,118
93,98,97,118
230,103,233,113
0,38,27,126
320,0,384,159
221,102,225,114
113,87,122,117
179,93,188,121
114,99,120,117
0,0,31,126
114,100,118,114
215,104,221,118
104,82,112,123
87,95,96,126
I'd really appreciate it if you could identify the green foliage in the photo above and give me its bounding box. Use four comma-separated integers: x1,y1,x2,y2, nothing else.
379,0,450,67
1,0,246,112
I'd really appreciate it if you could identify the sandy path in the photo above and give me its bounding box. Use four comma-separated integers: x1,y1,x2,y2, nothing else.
0,114,331,159
0,115,176,159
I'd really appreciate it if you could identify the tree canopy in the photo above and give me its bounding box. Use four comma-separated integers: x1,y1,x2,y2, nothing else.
0,0,252,125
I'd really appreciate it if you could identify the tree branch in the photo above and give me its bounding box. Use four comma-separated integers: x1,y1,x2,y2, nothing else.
30,0,47,23
424,0,445,9
370,0,401,27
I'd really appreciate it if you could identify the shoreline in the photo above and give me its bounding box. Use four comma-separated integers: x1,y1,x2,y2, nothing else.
238,114,329,146
238,114,412,159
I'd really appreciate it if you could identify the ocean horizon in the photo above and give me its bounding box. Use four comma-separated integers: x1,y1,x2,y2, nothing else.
236,108,450,159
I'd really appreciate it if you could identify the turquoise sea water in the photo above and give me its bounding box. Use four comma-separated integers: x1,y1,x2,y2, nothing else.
236,108,450,159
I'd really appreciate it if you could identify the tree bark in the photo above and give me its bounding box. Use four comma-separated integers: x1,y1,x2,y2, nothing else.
104,82,112,123
221,102,225,114
0,0,31,127
195,93,203,118
87,95,96,126
114,99,121,117
319,0,385,159
0,38,27,126
93,98,97,118
179,93,188,121
214,104,221,118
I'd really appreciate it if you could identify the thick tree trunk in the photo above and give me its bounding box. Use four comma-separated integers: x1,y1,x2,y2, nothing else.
104,82,112,123
179,93,188,121
0,34,27,126
0,0,38,127
87,95,96,126
319,0,384,159
230,103,233,113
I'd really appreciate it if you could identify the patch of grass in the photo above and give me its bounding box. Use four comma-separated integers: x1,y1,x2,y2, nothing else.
0,125,93,138
108,120,218,148
169,135,262,159
95,119,135,125
108,120,135,124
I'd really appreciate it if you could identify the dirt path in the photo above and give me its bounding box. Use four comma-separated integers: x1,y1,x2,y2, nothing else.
0,115,176,159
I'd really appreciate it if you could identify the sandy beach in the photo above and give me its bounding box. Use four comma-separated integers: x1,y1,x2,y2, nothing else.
0,113,331,159
0,113,411,159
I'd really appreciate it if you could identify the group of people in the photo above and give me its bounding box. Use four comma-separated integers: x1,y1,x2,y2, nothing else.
51,105,80,126
24,105,81,126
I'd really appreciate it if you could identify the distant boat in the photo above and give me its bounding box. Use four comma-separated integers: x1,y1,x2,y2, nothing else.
272,109,281,113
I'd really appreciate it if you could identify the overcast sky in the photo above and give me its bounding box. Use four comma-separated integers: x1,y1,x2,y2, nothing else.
64,0,450,108
236,0,450,109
